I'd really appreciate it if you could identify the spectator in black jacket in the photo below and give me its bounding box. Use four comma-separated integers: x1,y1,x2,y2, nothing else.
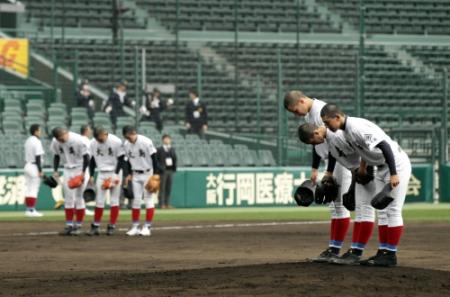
185,88,208,138
156,134,177,209
75,81,95,118
104,81,135,128
140,88,174,132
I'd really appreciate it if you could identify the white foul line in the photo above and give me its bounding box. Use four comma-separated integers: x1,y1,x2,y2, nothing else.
2,221,329,237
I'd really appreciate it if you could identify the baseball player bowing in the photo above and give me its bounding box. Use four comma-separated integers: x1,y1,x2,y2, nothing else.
51,127,90,236
284,91,352,262
86,126,126,236
122,125,161,236
23,124,45,217
298,123,381,266
321,104,411,267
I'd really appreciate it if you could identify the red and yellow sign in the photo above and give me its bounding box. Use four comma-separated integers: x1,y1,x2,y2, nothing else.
0,38,29,77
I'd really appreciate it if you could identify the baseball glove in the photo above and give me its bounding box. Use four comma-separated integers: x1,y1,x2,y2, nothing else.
68,174,84,189
43,175,58,188
102,178,113,190
321,175,339,203
371,184,394,210
342,176,356,211
314,183,326,204
145,175,161,193
355,166,374,185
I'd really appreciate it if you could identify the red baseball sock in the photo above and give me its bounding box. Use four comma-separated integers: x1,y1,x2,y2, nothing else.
94,207,104,225
386,226,404,252
75,208,85,224
109,206,119,225
25,197,36,209
146,208,155,224
65,208,74,224
378,225,389,248
357,221,375,246
334,217,351,243
132,208,140,224
351,221,361,244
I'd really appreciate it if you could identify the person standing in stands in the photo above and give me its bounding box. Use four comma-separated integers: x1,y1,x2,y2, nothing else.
140,88,174,132
156,134,177,209
75,80,95,119
185,88,208,138
104,80,135,128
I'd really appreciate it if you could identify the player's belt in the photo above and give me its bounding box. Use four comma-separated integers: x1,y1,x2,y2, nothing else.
133,169,151,174
64,165,82,169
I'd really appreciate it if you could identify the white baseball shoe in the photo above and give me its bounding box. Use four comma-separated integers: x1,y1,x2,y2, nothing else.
139,226,151,236
126,225,141,236
25,210,43,217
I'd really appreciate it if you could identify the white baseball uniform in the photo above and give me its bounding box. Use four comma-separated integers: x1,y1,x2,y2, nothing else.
343,117,411,227
306,99,352,219
50,132,89,210
124,135,157,210
90,134,125,208
24,135,44,198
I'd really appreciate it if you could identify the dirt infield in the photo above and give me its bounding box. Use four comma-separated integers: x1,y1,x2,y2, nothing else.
1,220,450,296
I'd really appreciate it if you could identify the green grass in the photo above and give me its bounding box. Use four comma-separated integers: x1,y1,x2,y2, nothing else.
1,203,449,223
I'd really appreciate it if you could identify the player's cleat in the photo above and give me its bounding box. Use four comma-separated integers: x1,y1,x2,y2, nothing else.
25,209,44,217
86,224,100,236
360,250,397,267
126,225,141,236
106,224,115,236
139,226,151,236
331,249,361,265
85,208,94,216
71,226,83,236
310,248,340,263
54,199,65,210
60,225,74,236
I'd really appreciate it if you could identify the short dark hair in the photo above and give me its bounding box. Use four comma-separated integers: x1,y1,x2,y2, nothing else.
320,103,345,119
122,125,136,136
80,124,91,135
284,90,305,110
52,127,67,138
162,134,171,140
297,123,317,144
189,88,198,97
29,124,40,136
93,126,107,139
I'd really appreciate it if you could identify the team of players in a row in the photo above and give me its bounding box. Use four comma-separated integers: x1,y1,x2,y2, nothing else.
24,125,164,237
284,91,411,267
23,90,409,266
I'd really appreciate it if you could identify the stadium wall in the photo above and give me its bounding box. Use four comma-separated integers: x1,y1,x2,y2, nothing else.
0,165,433,211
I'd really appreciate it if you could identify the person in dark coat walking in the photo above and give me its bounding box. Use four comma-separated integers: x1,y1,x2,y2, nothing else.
185,88,208,138
104,81,135,128
140,88,174,132
156,134,177,209
75,81,95,118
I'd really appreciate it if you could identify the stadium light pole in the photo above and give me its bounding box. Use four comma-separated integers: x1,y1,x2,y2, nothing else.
256,75,261,152
441,67,448,164
234,0,239,134
357,0,365,117
277,48,283,165
296,0,300,87
175,0,180,123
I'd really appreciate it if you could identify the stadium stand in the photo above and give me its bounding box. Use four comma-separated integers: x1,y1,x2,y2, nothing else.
19,0,145,29
137,0,340,33
317,0,450,34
